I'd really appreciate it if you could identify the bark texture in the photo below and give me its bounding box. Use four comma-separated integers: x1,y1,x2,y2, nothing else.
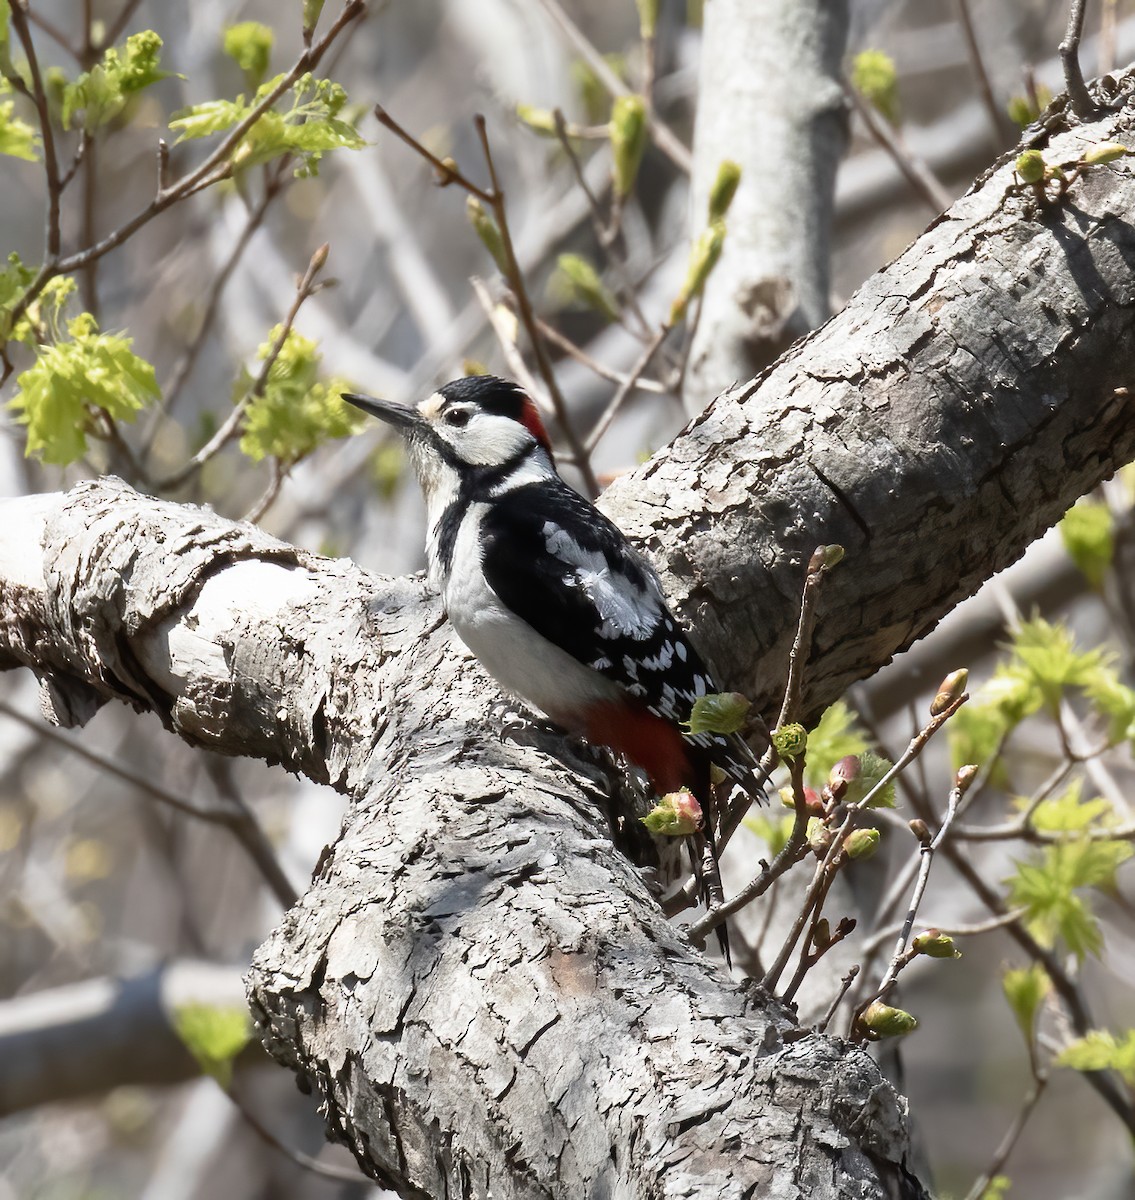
4,70,1135,1200
0,480,920,1198
611,76,1135,726
685,0,850,410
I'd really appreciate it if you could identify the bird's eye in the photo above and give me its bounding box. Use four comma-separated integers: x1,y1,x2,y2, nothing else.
444,408,472,428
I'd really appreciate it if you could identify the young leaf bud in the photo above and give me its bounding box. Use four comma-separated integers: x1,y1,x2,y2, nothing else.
807,816,833,854
955,763,979,792
908,818,932,845
1015,149,1046,184
669,220,726,325
641,788,703,836
610,94,648,198
844,827,880,860
552,253,621,323
466,196,508,273
516,104,559,137
829,754,861,790
813,918,832,950
302,0,326,36
809,543,845,572
772,722,808,759
635,0,659,39
851,49,899,123
1081,141,1129,165
913,929,961,959
707,159,742,222
861,1000,918,1039
930,668,968,715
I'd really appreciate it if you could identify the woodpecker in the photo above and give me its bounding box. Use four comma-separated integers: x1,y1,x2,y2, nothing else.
344,375,763,951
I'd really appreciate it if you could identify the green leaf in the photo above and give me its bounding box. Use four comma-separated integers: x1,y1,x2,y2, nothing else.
686,691,750,736
1083,669,1135,746
851,49,899,123
849,749,895,809
771,722,807,759
171,1002,252,1089
1002,963,1050,1042
1008,837,1132,959
62,30,173,131
1056,1029,1135,1083
1006,616,1111,714
1007,84,1051,128
8,312,159,464
0,90,38,161
223,22,273,88
170,72,364,177
805,700,868,788
238,325,361,465
1060,499,1113,589
1024,779,1115,836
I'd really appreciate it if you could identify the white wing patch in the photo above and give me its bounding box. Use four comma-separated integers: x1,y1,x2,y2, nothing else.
543,521,661,640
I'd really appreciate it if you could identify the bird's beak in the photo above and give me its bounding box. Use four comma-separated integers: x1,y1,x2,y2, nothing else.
342,392,423,434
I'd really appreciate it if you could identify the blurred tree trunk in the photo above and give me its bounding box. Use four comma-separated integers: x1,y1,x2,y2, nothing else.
3,70,1135,1200
685,0,850,412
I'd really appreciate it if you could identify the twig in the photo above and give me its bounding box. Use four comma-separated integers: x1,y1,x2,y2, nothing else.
101,0,146,51
583,323,670,452
8,2,65,259
0,700,297,908
534,0,692,174
535,316,666,392
953,0,1016,148
818,965,860,1034
227,1083,376,1185
759,694,968,993
147,161,292,446
851,769,973,1032
242,457,286,523
962,1075,1049,1200
1,0,365,337
473,114,599,495
156,243,330,491
1060,0,1097,118
1100,0,1119,76
469,277,548,405
845,82,953,214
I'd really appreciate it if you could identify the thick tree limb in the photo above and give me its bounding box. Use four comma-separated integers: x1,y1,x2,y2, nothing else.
4,70,1135,1200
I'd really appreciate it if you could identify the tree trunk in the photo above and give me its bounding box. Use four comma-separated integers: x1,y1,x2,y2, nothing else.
3,72,1135,1200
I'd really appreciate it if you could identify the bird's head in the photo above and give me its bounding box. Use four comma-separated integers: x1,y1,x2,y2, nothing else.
343,376,553,495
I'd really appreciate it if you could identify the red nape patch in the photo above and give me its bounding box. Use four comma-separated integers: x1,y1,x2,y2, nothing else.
582,700,693,797
520,397,554,458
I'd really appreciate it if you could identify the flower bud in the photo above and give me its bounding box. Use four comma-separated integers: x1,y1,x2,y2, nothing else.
641,788,703,836
861,1000,918,1039
912,929,961,959
930,668,968,715
908,819,931,844
1016,149,1046,184
844,827,880,860
772,722,808,759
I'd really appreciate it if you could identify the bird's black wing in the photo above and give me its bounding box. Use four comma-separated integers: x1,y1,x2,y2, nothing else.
479,481,762,792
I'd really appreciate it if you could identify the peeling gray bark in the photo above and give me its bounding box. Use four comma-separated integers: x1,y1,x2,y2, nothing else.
4,73,1135,1200
685,0,850,411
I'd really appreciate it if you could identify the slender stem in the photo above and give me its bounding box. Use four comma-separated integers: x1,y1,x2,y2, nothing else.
963,1076,1049,1200
584,324,670,452
243,457,286,523
818,966,860,1034
953,0,1016,148
474,114,599,496
9,1,65,259
0,700,296,908
1099,0,1118,75
534,0,692,174
1060,0,1096,118
535,317,666,392
157,244,330,491
101,0,146,50
845,82,953,214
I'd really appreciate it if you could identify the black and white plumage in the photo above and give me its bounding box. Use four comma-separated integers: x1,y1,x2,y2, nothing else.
344,376,764,951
